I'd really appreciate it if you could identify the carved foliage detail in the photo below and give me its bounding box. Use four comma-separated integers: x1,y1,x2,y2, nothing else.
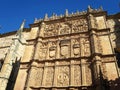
57,66,69,86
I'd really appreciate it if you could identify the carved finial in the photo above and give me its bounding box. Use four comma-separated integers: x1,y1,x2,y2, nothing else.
51,13,56,19
65,9,68,16
34,18,37,23
44,13,48,20
16,20,25,38
87,5,92,12
100,6,103,11
76,10,79,14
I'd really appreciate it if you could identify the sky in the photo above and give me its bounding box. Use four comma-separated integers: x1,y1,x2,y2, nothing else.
0,0,120,33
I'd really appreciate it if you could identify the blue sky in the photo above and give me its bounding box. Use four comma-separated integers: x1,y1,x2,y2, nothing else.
0,0,120,33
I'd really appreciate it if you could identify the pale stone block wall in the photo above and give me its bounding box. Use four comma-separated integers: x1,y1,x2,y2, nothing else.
96,16,106,29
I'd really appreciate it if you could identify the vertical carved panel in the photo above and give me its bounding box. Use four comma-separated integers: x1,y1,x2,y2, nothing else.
35,68,43,86
29,67,43,87
57,66,70,86
45,67,54,86
38,42,48,60
74,65,81,85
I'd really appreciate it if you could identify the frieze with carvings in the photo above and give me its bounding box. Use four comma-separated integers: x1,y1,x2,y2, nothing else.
43,18,88,37
57,66,69,86
71,19,88,33
44,24,58,37
60,24,71,35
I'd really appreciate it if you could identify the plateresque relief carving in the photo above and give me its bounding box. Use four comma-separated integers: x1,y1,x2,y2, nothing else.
29,67,43,87
60,40,70,58
60,24,71,35
44,23,58,37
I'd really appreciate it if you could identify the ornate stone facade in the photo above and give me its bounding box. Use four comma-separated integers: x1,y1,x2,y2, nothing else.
0,6,120,90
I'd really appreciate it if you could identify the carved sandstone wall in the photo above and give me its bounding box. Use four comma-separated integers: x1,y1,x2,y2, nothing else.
0,7,120,90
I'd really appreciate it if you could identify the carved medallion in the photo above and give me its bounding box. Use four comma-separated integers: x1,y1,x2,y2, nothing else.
49,46,56,58
73,44,80,56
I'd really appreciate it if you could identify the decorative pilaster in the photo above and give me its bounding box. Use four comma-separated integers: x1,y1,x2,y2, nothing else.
81,59,87,86
88,13,103,90
53,62,58,87
70,60,74,86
